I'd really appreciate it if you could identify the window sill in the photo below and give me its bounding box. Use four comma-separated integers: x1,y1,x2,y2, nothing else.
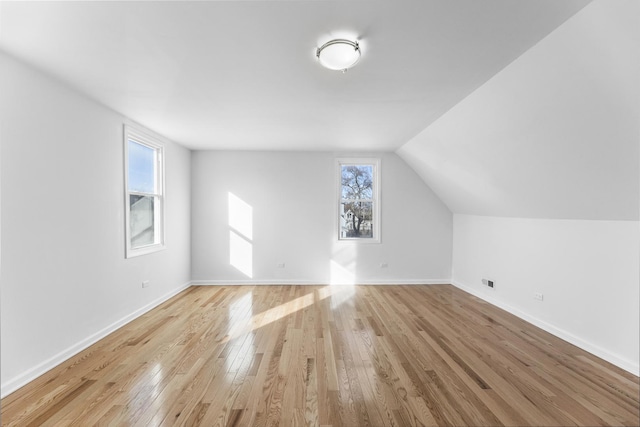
337,237,381,244
126,244,166,259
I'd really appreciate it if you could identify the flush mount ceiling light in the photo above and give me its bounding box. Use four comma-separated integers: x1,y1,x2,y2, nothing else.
316,39,361,72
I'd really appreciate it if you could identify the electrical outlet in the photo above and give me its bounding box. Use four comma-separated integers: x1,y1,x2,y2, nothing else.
276,263,285,268
380,263,388,268
142,280,150,288
534,292,544,301
482,278,494,288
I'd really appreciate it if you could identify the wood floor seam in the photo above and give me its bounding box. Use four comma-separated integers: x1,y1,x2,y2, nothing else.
2,284,638,426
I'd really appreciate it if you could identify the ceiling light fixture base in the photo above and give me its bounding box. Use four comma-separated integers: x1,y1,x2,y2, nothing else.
316,39,361,73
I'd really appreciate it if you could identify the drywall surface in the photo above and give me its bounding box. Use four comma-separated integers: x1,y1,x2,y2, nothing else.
191,151,452,284
452,214,639,375
397,0,639,220
0,53,192,396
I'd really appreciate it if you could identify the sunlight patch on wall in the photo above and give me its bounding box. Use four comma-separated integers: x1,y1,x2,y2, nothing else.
228,192,253,239
330,244,358,310
329,260,355,286
229,231,253,278
328,244,358,308
228,192,253,278
330,244,357,285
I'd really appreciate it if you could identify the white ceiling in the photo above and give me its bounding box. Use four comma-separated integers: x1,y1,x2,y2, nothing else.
0,1,589,151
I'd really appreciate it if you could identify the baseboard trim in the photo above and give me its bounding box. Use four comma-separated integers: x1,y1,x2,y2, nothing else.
451,280,640,376
0,282,192,399
190,279,450,286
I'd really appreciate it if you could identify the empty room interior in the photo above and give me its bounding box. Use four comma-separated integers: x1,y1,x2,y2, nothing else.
1,0,639,426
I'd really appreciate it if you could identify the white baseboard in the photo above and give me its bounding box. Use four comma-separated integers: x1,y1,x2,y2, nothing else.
0,282,192,399
451,280,640,376
190,278,450,286
6,278,634,399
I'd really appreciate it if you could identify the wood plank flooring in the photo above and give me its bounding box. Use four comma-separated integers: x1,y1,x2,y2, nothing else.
2,284,638,426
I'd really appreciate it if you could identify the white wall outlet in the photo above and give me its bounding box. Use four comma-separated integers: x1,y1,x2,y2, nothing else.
481,278,488,285
380,262,388,268
534,292,544,301
276,263,285,268
142,280,150,288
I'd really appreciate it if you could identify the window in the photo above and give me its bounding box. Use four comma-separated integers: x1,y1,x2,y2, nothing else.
124,126,165,258
337,158,380,242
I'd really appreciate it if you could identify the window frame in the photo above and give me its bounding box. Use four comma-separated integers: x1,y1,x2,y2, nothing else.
336,158,381,243
124,125,166,258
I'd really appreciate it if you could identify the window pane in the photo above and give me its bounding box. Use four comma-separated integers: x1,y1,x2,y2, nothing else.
340,201,373,238
128,140,155,193
130,195,155,248
341,165,373,200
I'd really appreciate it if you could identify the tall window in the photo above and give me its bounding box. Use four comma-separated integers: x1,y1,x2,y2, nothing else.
124,126,165,258
338,158,380,242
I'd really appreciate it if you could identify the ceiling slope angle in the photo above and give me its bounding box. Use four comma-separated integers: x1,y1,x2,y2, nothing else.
397,0,639,221
0,0,590,151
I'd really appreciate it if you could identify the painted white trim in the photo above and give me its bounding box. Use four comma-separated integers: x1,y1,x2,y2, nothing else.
0,282,192,399
191,279,450,286
124,124,166,259
10,278,632,401
451,280,640,376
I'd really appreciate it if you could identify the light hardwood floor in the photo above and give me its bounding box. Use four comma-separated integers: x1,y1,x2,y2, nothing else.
2,284,638,426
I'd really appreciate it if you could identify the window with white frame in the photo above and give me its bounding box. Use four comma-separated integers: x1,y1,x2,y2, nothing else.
338,158,380,242
124,126,165,258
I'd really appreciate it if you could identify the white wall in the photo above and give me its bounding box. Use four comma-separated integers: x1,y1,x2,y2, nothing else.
397,0,639,221
452,215,639,375
0,53,192,396
396,0,640,375
191,151,452,284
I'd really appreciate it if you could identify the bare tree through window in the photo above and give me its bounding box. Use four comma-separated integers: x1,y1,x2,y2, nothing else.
339,163,377,239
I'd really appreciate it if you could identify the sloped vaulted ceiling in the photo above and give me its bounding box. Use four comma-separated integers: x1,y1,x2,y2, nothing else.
0,0,589,151
397,0,639,221
3,0,630,221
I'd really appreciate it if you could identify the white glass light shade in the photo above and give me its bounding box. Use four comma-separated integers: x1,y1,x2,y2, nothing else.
316,39,360,72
